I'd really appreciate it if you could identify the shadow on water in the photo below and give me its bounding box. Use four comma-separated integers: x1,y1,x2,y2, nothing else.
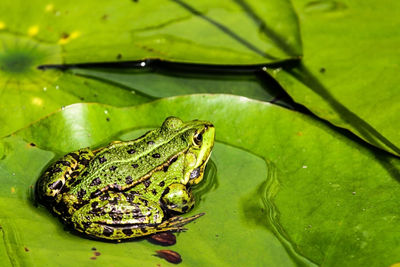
256,69,298,109
39,57,299,109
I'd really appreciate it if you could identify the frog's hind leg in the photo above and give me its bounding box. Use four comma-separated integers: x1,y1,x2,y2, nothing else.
71,192,204,240
38,147,94,201
71,192,164,240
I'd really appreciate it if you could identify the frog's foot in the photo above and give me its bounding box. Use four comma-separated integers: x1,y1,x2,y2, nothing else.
156,212,205,232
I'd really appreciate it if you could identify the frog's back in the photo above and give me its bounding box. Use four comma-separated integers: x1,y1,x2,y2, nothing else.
69,123,192,199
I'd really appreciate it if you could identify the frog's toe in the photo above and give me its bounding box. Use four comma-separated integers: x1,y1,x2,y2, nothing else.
156,212,205,232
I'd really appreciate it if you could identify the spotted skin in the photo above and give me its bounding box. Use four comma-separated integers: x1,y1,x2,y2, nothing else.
36,117,215,240
72,192,203,239
37,148,95,205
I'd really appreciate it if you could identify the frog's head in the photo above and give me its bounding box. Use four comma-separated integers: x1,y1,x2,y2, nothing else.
162,117,215,185
161,117,215,185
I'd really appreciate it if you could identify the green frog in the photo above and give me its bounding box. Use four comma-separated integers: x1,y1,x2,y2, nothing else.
37,117,215,240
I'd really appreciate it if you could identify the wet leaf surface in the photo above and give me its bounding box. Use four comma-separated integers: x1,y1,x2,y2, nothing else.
1,95,399,266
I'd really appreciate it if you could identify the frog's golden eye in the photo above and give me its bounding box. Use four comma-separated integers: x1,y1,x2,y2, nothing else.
193,133,203,146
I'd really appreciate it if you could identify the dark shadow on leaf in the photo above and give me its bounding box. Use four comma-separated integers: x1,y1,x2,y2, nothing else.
170,0,276,60
233,0,300,56
285,63,400,156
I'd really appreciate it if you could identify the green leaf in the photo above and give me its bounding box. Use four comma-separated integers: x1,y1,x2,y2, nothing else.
0,34,151,137
1,0,301,64
265,0,400,155
0,0,301,136
2,94,400,266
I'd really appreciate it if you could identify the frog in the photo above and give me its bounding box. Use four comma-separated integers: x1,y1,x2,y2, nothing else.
36,117,215,240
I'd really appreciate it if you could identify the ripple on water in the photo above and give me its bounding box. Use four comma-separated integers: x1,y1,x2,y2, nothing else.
241,160,317,266
192,160,219,207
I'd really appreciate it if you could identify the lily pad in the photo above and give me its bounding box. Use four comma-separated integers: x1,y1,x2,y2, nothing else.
1,94,400,266
265,0,400,155
0,34,151,137
1,0,301,64
0,0,301,137
0,131,299,266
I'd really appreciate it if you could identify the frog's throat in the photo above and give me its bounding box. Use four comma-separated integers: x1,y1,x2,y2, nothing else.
186,151,212,185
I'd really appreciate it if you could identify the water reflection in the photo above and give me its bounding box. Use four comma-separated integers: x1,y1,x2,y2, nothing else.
241,161,317,266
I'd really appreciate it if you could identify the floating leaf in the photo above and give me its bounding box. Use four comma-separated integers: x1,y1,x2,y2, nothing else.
0,0,301,136
265,0,400,155
0,95,398,265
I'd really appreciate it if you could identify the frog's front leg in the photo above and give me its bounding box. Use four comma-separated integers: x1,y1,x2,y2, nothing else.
37,148,94,202
161,183,195,213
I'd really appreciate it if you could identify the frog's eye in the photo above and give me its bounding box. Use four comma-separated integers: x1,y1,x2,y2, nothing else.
193,133,203,146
